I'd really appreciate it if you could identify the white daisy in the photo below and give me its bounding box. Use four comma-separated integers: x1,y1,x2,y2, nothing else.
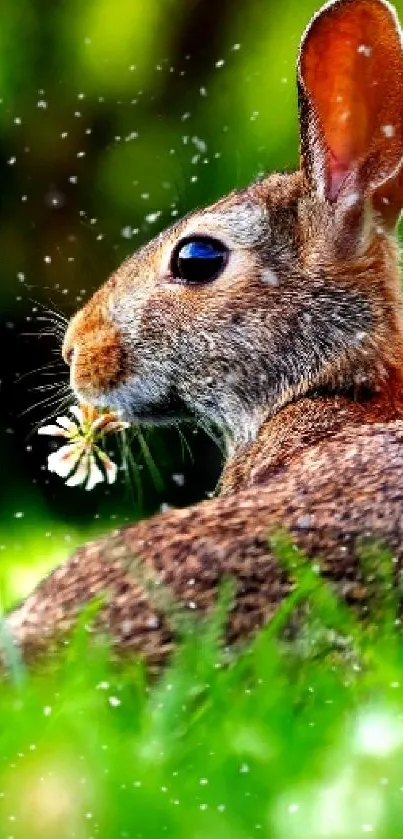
38,404,129,490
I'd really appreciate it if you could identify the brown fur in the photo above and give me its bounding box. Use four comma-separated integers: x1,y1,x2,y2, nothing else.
9,410,403,666
9,0,403,664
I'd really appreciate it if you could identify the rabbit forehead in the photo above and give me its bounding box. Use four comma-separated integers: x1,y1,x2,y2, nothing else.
179,198,269,248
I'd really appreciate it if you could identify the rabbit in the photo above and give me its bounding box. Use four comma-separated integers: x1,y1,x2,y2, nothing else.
8,0,403,666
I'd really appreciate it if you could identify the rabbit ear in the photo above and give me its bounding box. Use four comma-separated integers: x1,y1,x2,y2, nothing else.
298,0,403,222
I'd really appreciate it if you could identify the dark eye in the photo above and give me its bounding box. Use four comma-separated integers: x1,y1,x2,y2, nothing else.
171,236,228,284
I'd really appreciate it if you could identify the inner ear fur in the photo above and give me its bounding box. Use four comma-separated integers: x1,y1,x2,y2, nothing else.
298,0,403,220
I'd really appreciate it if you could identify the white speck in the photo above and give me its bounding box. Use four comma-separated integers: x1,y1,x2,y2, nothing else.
192,135,207,153
358,44,372,57
232,43,241,51
43,705,52,716
188,601,197,610
145,211,161,224
215,59,225,68
200,778,208,785
343,191,360,208
14,511,24,519
199,86,207,96
14,117,21,125
296,514,312,529
8,157,16,165
261,269,279,286
181,112,191,121
44,255,51,264
381,124,395,138
146,615,160,629
108,696,121,708
288,803,299,814
37,99,48,109
171,473,185,486
45,189,65,209
77,151,86,158
362,826,374,833
240,763,250,773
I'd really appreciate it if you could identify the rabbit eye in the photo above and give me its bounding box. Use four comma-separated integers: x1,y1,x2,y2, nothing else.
171,236,228,284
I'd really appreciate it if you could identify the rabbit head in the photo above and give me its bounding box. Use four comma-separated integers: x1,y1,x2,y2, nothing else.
63,0,403,444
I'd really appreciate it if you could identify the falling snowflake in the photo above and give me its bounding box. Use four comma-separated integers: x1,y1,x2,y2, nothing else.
38,404,129,490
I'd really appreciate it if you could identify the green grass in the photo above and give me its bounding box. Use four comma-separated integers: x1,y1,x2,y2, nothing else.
1,535,403,839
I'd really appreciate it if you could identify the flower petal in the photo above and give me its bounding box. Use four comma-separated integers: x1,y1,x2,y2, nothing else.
69,405,85,427
103,420,130,434
97,450,118,484
92,416,130,435
104,457,118,484
65,453,90,487
56,416,79,433
81,403,98,425
47,442,85,478
38,425,70,437
86,455,105,491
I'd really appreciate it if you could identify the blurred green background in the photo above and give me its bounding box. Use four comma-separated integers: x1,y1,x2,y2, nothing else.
1,0,403,607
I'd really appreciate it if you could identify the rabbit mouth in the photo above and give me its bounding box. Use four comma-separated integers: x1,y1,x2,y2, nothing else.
89,380,192,426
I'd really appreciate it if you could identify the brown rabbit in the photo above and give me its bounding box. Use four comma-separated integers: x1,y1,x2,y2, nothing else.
9,0,403,665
